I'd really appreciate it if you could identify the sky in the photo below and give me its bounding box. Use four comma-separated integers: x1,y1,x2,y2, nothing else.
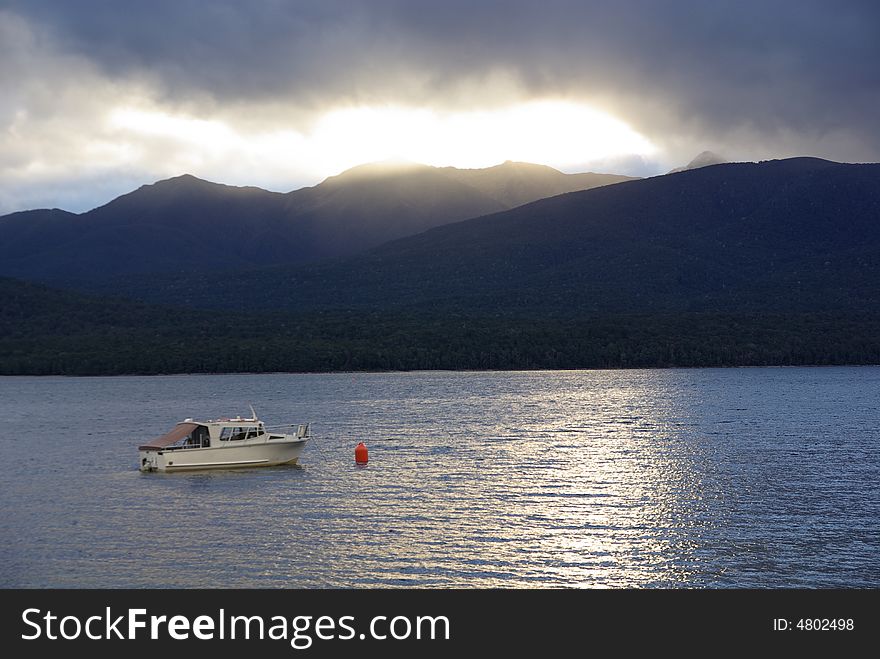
1,0,879,214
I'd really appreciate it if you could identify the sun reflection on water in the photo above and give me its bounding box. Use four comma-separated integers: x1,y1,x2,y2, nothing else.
449,372,762,588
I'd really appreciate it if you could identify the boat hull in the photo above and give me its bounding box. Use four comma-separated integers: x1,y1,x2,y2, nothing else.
139,438,307,472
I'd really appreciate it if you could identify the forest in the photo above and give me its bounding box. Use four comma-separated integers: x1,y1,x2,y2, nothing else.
3,276,878,375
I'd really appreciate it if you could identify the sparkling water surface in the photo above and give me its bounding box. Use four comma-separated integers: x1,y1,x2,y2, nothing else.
1,367,878,588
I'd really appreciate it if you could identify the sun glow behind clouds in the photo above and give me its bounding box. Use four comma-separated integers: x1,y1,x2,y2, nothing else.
110,109,236,147
107,100,655,185
313,101,656,171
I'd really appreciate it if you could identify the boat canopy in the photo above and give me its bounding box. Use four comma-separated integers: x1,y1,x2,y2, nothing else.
138,422,200,450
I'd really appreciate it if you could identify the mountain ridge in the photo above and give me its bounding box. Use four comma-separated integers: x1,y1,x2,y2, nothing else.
80,157,880,316
0,161,634,282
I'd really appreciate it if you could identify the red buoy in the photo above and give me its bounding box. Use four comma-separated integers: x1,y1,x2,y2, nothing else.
355,441,369,465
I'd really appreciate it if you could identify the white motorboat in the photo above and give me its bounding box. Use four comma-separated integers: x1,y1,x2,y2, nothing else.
138,411,310,472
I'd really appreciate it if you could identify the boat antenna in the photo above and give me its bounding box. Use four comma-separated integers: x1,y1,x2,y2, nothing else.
249,403,258,421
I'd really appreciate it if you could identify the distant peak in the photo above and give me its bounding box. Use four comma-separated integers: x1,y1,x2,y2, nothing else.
324,159,429,184
139,174,254,194
669,151,727,174
497,160,544,168
111,174,230,204
688,151,726,168
154,173,211,186
485,160,561,173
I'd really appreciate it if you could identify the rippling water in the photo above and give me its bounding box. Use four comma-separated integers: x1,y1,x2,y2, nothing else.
1,367,878,588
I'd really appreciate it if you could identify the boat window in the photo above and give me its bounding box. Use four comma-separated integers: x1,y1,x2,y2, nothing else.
220,426,258,441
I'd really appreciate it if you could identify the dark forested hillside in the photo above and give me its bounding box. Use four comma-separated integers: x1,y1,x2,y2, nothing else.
3,277,880,375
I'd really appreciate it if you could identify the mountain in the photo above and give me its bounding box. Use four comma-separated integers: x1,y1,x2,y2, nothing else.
276,161,507,260
668,150,728,173
0,161,633,283
441,160,637,208
88,157,880,316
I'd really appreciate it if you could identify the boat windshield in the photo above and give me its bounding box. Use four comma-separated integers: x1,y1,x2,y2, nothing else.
219,426,264,441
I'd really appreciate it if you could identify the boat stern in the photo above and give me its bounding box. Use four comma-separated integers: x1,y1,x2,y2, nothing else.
139,450,160,472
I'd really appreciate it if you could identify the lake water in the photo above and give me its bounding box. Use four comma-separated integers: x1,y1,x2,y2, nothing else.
1,367,878,588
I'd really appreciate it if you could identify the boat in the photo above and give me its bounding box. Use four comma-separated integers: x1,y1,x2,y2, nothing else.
138,409,310,472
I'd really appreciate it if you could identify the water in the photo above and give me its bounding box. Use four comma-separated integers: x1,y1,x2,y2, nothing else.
1,367,878,588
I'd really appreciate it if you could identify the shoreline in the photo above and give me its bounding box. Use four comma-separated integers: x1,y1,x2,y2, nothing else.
3,362,879,378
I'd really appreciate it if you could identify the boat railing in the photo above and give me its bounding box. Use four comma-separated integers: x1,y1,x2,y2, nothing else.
163,439,210,451
263,423,311,438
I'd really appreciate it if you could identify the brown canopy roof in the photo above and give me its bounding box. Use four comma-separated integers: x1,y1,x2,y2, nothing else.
138,422,199,450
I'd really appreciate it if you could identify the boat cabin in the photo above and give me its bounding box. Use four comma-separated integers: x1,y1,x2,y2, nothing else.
138,417,275,452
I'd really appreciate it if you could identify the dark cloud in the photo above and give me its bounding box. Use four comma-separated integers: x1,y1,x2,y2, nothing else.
8,0,879,141
12,1,880,157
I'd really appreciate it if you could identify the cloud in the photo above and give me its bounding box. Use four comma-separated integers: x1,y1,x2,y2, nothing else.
1,1,879,213
0,10,149,212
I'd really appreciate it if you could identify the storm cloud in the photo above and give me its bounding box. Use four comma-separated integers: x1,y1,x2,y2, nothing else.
2,0,879,213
